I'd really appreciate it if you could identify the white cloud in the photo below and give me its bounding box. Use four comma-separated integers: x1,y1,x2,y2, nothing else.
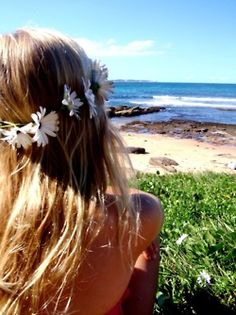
75,38,163,58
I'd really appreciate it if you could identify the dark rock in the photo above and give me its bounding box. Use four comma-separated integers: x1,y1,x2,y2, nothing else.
107,105,165,117
196,128,208,133
127,146,146,154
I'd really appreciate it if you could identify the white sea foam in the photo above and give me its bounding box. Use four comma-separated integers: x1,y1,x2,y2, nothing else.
130,95,236,109
153,95,236,103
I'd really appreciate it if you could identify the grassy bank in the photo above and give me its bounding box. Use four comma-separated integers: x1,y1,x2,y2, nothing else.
134,172,236,315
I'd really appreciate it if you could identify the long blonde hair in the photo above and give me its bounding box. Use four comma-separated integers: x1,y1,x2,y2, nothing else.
0,28,136,314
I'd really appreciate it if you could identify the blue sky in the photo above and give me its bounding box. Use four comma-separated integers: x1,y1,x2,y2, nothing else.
1,0,236,83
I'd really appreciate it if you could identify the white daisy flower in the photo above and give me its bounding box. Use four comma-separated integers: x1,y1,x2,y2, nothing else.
62,84,84,118
91,60,113,100
197,271,211,285
176,233,188,245
31,107,59,147
82,78,97,119
0,123,33,149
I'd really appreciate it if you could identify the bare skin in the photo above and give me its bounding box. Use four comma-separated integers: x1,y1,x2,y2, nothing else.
43,189,163,315
123,237,161,315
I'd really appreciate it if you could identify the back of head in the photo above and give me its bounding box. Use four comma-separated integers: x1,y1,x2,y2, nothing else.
0,28,134,314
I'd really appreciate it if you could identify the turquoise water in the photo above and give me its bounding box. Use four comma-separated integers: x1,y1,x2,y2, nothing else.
109,81,236,125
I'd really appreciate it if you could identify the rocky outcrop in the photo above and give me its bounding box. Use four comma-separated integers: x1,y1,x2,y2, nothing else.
107,105,165,117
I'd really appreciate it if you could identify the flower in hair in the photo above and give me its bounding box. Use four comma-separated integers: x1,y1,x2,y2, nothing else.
82,78,97,119
91,60,113,101
0,123,33,149
62,84,83,118
31,107,59,147
0,59,113,150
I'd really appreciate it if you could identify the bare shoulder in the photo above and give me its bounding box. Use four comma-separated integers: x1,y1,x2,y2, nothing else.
130,189,164,252
105,187,164,254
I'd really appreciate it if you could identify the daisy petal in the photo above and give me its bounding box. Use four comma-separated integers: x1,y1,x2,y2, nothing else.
62,85,83,118
31,107,59,147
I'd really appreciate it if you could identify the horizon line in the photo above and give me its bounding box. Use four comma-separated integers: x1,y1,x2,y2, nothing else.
111,79,236,85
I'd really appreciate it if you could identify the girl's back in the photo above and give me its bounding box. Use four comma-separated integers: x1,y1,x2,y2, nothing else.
43,191,163,315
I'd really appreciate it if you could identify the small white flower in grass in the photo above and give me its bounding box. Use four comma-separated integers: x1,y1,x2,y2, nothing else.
62,84,84,118
0,123,33,149
91,60,113,100
176,233,188,245
82,78,97,119
31,107,59,147
197,271,211,285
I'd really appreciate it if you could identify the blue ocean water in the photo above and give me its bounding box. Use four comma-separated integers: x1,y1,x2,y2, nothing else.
108,81,236,125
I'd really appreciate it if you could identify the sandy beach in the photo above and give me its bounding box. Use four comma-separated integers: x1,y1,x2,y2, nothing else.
118,120,236,174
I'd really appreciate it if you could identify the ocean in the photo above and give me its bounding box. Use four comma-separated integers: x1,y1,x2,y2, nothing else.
108,81,236,125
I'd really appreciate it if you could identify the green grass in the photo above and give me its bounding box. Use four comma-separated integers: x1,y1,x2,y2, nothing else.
134,172,236,315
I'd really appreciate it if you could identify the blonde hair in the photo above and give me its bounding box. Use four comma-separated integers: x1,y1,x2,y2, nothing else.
0,28,136,314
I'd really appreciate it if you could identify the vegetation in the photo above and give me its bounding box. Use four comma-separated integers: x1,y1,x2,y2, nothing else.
134,172,236,315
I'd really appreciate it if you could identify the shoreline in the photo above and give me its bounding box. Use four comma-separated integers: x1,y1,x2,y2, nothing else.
119,119,236,146
116,119,236,174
